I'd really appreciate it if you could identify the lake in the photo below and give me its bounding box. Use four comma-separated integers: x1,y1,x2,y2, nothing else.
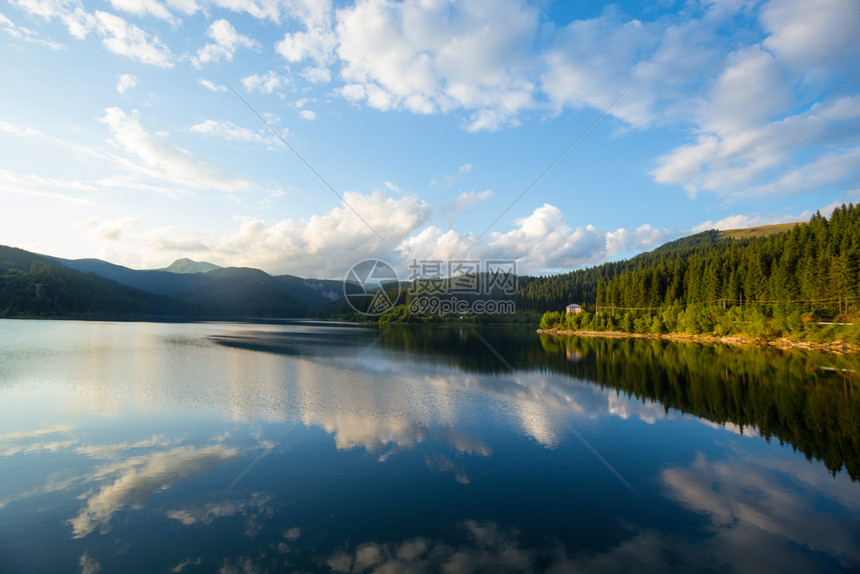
0,319,858,573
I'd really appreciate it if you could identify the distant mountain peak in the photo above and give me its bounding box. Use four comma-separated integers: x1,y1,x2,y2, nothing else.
162,258,221,274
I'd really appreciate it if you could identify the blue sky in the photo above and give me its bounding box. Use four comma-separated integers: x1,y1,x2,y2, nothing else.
1,0,858,279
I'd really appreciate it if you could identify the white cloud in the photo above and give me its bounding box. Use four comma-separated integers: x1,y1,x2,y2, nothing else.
11,0,96,39
399,203,670,274
197,78,225,92
0,119,43,137
0,10,65,49
144,190,430,276
192,18,257,68
95,11,173,67
107,0,176,23
335,0,540,130
0,168,96,203
201,0,303,24
273,0,335,83
116,73,137,94
705,45,793,133
740,146,860,198
189,119,262,142
438,189,492,224
761,0,860,73
83,216,140,241
653,96,860,197
298,110,316,121
276,24,335,65
300,64,331,84
135,195,673,277
638,0,860,198
458,163,472,174
541,11,725,129
100,107,251,192
241,70,287,94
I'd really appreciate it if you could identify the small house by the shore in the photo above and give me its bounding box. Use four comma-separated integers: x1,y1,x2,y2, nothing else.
565,303,583,314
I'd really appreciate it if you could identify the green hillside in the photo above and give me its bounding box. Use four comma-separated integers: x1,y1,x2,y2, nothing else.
10,249,341,320
0,246,196,318
516,222,807,314
719,222,801,240
51,256,343,315
540,205,860,341
161,258,221,274
167,267,309,317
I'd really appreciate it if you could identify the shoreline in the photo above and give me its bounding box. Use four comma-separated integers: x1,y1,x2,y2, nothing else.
536,328,859,355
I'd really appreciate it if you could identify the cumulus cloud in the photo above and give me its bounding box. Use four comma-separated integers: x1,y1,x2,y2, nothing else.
143,190,429,276
335,0,540,130
272,0,335,84
192,18,257,68
116,73,137,94
241,70,287,94
399,204,670,275
135,192,669,277
298,109,315,120
101,107,252,192
276,22,335,65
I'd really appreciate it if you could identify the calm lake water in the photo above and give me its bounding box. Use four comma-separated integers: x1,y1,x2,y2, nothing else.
0,319,858,573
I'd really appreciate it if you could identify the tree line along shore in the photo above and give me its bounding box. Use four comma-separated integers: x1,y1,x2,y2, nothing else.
538,203,860,351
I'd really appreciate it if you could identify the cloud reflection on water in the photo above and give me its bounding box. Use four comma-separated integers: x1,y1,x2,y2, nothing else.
661,451,860,572
70,444,239,538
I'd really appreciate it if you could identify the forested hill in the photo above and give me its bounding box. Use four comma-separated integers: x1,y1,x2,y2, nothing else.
516,228,742,313
516,211,850,315
539,203,860,341
0,246,197,318
1,247,340,319
594,206,859,314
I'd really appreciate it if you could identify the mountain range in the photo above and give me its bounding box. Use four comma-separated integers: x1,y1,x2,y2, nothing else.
1,246,351,319
0,220,802,321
